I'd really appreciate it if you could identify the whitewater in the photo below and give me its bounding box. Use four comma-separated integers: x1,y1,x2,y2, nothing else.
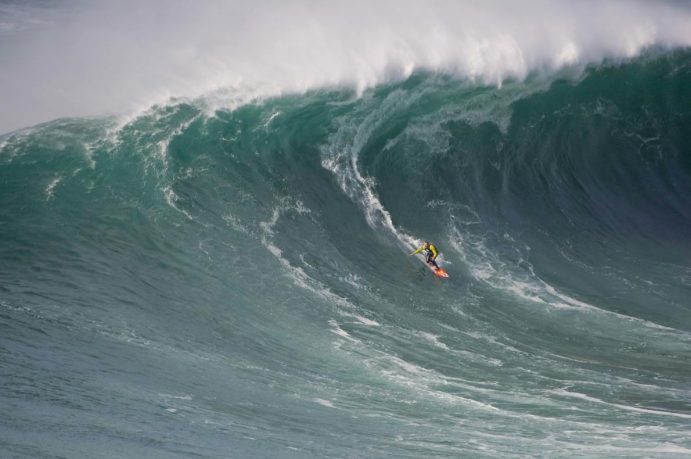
2,1,691,458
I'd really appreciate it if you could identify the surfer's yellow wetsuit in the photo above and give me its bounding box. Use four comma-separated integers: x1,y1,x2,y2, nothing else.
410,242,439,268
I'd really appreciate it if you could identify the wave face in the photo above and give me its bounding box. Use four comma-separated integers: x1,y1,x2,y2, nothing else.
2,52,691,458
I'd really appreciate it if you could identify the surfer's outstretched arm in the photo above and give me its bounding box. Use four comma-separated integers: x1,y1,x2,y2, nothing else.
410,246,423,256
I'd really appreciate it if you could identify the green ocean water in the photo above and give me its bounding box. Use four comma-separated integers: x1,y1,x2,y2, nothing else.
1,53,691,458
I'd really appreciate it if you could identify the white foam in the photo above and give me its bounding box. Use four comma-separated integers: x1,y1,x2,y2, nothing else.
222,213,249,235
320,90,425,254
415,331,450,351
163,185,194,220
6,1,691,133
447,220,688,334
336,330,505,413
259,199,371,319
338,311,380,327
158,393,193,400
263,111,281,128
45,176,62,200
551,388,691,420
151,113,202,177
313,398,335,408
328,320,358,342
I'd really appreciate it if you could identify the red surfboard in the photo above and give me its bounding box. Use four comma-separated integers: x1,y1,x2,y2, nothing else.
422,260,449,278
433,267,449,278
412,251,449,278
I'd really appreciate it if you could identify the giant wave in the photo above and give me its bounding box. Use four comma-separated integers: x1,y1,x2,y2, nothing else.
2,2,691,458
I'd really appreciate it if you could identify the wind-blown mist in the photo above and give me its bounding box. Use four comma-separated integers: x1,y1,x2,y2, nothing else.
1,0,691,133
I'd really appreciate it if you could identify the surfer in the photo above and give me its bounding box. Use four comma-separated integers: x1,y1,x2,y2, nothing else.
410,241,439,269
